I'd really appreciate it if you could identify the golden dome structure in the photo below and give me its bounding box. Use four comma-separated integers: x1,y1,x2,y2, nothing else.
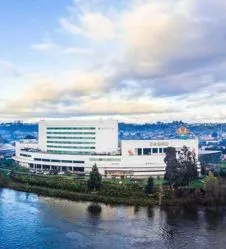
177,126,190,138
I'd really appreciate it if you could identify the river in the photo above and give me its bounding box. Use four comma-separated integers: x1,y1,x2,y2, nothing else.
0,188,226,249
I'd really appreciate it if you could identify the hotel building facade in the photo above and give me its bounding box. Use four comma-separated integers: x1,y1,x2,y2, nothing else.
14,120,199,178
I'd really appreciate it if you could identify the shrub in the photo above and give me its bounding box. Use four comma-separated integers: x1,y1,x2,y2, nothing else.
145,177,154,194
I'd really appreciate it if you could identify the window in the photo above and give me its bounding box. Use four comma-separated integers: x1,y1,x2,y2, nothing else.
42,159,50,162
47,132,95,135
47,136,95,140
47,127,95,130
73,161,84,164
47,150,92,155
47,141,95,145
34,158,41,161
163,148,167,153
143,148,151,155
62,160,73,163
152,148,158,154
20,153,31,157
137,148,142,155
159,148,163,153
73,167,84,172
89,158,121,162
47,145,95,149
51,159,61,163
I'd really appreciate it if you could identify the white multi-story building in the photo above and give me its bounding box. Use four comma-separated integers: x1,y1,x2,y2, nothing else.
14,120,199,178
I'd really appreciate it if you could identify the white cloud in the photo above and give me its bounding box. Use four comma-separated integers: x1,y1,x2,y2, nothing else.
77,95,174,115
60,12,116,40
30,42,92,55
2,70,109,115
117,0,226,80
67,70,107,94
63,47,92,55
0,60,21,77
59,0,226,84
30,42,58,51
4,0,226,122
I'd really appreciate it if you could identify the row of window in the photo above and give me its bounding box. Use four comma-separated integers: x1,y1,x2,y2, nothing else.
47,141,95,145
34,158,84,164
47,132,96,135
135,147,167,155
47,145,95,149
89,158,121,162
47,127,95,130
30,164,85,172
47,150,92,155
20,153,31,158
46,136,95,140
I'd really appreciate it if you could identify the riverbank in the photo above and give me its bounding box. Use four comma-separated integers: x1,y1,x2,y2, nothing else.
1,180,220,207
1,169,226,207
3,180,160,206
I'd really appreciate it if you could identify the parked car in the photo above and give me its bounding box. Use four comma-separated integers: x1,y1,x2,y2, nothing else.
58,171,65,175
50,169,58,175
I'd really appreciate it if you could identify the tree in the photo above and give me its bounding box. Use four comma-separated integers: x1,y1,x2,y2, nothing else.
178,146,198,185
201,164,207,176
164,147,182,187
87,164,102,191
164,146,198,187
145,176,154,194
0,171,5,186
205,171,220,202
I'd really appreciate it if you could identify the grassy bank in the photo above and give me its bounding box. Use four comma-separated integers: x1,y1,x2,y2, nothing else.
1,167,226,207
3,179,221,207
3,181,160,206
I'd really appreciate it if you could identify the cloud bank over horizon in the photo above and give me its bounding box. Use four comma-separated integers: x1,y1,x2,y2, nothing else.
0,0,226,123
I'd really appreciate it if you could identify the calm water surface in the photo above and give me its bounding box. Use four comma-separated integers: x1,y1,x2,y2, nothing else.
0,188,226,249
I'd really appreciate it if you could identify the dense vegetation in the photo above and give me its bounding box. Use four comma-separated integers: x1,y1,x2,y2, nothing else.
164,146,198,187
5,170,226,205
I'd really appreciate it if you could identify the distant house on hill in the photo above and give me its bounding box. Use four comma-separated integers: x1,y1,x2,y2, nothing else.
24,135,37,140
0,143,15,159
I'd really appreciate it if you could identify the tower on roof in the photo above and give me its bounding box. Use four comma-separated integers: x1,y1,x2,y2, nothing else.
177,126,190,139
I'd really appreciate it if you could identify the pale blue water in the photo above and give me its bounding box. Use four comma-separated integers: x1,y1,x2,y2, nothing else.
0,188,226,249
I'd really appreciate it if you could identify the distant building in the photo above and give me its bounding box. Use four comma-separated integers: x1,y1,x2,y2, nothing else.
199,150,222,173
199,150,222,164
14,120,199,178
0,143,15,159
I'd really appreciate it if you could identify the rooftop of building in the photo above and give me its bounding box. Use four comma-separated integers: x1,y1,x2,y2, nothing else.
199,150,222,155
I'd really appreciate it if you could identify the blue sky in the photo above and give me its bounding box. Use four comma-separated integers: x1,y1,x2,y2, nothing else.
0,0,226,122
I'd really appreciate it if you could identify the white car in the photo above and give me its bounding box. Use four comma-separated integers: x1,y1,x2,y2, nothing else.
58,171,65,175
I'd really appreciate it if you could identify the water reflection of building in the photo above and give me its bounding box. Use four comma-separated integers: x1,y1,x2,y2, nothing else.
39,196,137,221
